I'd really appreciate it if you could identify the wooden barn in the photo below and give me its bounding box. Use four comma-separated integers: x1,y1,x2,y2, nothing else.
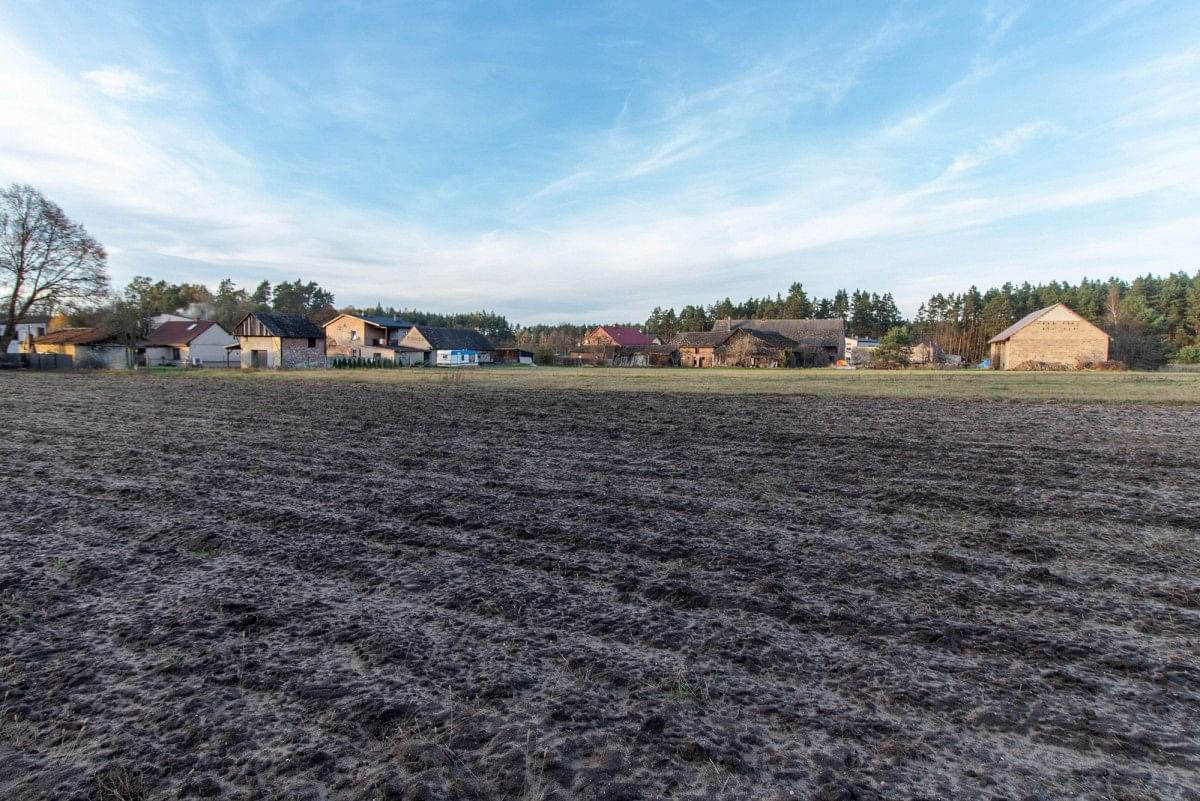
988,303,1110,369
713,318,845,365
234,312,326,369
717,328,801,367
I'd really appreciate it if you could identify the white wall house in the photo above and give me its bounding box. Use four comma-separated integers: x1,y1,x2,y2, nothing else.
139,321,238,367
3,317,50,354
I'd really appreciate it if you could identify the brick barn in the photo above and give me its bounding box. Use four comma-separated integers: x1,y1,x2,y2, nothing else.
988,303,1110,369
671,331,732,367
233,312,327,369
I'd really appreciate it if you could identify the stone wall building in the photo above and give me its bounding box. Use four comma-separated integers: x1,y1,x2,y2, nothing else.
234,312,326,369
988,303,1110,369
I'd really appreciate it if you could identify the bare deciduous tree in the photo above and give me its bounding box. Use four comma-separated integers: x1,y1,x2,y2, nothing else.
1,184,109,352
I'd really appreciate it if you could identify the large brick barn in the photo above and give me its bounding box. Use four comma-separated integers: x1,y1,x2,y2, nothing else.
988,303,1110,369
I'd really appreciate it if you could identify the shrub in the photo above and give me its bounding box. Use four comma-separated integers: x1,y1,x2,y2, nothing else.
1173,344,1200,364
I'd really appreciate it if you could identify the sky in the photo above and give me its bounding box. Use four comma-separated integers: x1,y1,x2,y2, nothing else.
2,1,1199,324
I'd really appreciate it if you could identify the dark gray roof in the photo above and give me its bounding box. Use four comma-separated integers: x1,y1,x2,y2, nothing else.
720,318,844,347
411,326,493,351
670,331,733,348
247,313,325,338
362,315,414,330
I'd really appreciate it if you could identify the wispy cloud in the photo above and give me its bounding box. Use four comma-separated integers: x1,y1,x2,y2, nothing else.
82,66,165,100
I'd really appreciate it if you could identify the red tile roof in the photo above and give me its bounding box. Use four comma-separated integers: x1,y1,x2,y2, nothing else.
597,325,653,347
142,320,219,347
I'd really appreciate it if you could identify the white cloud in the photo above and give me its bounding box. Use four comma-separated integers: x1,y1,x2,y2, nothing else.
82,66,165,101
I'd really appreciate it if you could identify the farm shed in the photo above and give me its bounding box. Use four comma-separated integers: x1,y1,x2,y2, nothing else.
23,328,127,368
716,328,803,367
493,348,535,365
399,326,494,365
713,317,845,364
139,321,237,367
324,314,416,364
988,303,1110,370
436,349,481,367
233,312,326,369
671,331,732,367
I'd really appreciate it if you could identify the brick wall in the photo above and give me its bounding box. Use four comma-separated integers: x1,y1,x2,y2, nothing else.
993,318,1109,368
281,337,327,368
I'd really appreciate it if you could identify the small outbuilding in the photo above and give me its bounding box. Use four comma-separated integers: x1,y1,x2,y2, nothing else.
988,303,1110,370
233,312,326,369
671,331,733,367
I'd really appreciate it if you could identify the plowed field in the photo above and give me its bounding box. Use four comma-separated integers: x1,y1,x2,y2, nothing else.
2,373,1198,800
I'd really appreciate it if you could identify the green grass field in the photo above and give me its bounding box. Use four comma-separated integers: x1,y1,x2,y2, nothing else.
147,366,1200,404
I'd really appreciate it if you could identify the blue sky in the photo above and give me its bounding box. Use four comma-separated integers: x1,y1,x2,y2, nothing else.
2,1,1198,323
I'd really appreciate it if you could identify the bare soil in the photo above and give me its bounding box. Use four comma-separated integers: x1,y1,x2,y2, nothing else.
1,372,1198,801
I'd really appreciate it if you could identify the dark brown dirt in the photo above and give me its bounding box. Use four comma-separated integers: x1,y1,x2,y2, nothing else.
1,372,1198,801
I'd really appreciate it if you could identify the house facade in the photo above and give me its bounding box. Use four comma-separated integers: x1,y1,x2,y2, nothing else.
3,316,50,354
140,321,237,367
323,314,419,364
988,303,1110,369
233,312,326,369
23,328,127,368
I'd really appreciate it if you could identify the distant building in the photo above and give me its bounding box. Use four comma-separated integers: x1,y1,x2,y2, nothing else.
988,303,1110,369
671,331,733,367
844,336,879,365
233,312,326,369
399,325,494,366
581,325,653,349
140,321,237,367
23,328,126,368
713,318,845,365
150,312,194,329
323,313,420,364
3,316,50,354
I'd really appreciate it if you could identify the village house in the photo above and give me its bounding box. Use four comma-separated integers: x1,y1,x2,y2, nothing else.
713,318,845,365
399,325,494,366
233,312,327,369
844,336,879,365
572,325,656,365
3,315,50,354
323,313,422,365
139,320,238,367
988,303,1110,369
580,325,653,348
671,331,732,367
22,328,127,368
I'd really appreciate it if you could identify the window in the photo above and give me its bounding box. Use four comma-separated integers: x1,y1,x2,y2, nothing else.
350,331,358,341
308,338,316,348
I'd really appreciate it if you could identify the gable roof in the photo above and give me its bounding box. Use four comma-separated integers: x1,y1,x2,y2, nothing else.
32,327,118,346
987,303,1106,344
408,325,493,351
718,318,844,347
236,312,325,339
670,330,734,348
141,320,220,347
595,325,653,347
